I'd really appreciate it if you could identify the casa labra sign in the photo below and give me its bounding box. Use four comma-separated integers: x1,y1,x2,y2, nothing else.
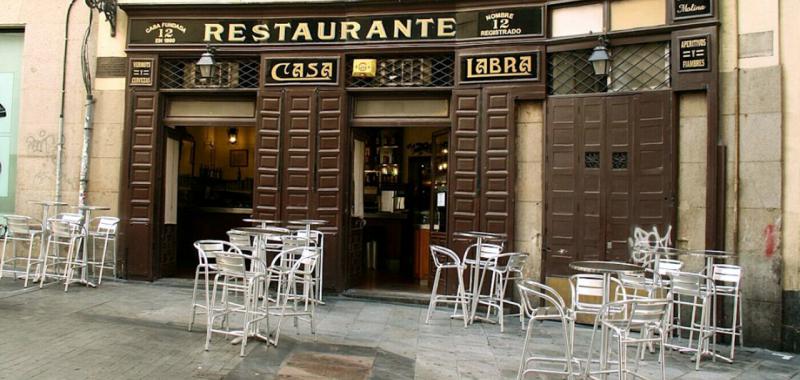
460,51,540,84
127,6,543,46
264,58,339,85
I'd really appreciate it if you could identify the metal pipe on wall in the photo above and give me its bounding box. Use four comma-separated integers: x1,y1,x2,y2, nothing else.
55,0,79,202
78,8,95,207
733,0,741,255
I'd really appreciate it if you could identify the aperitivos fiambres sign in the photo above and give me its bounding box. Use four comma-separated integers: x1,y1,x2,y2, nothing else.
128,6,543,45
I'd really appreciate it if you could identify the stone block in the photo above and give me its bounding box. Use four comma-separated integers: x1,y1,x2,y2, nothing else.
739,244,783,303
91,123,125,159
719,71,737,116
516,161,543,202
515,122,543,163
737,207,782,253
739,31,774,58
516,101,543,123
93,91,127,124
679,92,707,118
87,157,122,192
676,205,706,252
740,66,782,115
678,163,706,209
743,299,783,350
678,117,708,164
738,161,782,209
739,112,782,162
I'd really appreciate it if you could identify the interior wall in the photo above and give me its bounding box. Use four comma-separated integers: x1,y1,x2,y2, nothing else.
184,126,256,180
514,101,544,281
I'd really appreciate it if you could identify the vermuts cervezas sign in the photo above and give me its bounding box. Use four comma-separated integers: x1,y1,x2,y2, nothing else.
128,7,543,45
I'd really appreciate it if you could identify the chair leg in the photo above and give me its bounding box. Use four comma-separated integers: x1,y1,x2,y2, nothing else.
0,237,8,280
457,268,469,327
98,237,110,285
517,318,535,380
189,266,202,332
23,237,36,288
425,268,441,324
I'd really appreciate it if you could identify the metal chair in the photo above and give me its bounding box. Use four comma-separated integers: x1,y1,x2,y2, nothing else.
0,215,43,287
568,274,626,352
666,271,717,370
204,248,269,357
710,264,743,361
516,280,581,380
462,243,503,309
425,245,470,327
584,298,671,380
266,243,319,346
189,240,233,332
88,216,118,284
39,218,84,291
483,251,529,332
295,229,324,303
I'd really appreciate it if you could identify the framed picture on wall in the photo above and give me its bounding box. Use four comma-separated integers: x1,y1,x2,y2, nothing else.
230,149,248,167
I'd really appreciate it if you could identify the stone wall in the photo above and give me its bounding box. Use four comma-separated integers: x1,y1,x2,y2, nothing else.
514,101,544,280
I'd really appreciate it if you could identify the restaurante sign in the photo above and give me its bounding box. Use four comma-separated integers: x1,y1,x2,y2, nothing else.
128,6,543,45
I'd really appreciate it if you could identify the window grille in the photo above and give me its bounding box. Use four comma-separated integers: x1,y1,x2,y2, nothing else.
159,58,260,89
547,42,670,95
346,55,454,88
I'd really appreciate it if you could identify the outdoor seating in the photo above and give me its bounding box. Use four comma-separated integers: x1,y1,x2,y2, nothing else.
87,216,119,284
266,243,320,347
516,280,581,380
666,270,717,370
584,298,671,380
204,248,269,357
39,217,85,291
425,244,470,327
294,228,324,303
0,215,43,287
482,251,528,332
188,240,228,332
709,264,744,361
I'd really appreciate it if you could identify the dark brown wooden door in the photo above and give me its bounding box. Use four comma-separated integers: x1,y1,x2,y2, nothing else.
449,89,481,257
481,87,515,240
544,92,674,276
254,90,283,220
126,91,160,280
281,90,317,221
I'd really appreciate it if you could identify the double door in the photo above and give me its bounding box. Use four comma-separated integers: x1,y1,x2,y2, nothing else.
544,91,675,276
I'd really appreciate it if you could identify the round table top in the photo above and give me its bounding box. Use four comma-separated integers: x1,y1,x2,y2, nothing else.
682,249,737,259
236,226,291,235
73,205,110,211
287,219,328,226
243,218,283,225
30,200,69,207
455,231,507,239
570,260,644,275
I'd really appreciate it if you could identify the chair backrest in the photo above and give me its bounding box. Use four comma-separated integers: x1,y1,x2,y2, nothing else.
4,215,33,237
657,258,683,277
518,280,568,320
57,213,84,224
227,230,254,251
214,249,248,279
668,271,711,297
93,216,119,236
570,274,605,309
506,252,529,272
464,243,503,262
296,229,324,247
48,218,83,240
712,264,742,285
193,240,237,263
619,298,670,330
430,244,461,268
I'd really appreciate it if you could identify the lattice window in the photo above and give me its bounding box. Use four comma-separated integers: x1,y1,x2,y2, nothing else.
612,152,628,170
585,151,600,169
548,42,671,95
548,50,608,95
159,58,260,89
346,55,454,88
609,43,670,92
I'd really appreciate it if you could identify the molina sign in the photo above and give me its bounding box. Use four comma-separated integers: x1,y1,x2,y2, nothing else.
264,58,339,85
460,52,539,84
678,35,710,72
674,0,713,20
128,6,543,45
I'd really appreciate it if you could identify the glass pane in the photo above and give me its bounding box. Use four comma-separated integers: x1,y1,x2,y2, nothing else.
585,151,600,169
551,3,605,37
609,42,671,92
611,0,666,31
612,151,629,170
353,98,449,118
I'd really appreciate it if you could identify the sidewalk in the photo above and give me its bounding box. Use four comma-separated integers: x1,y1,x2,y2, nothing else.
0,278,797,379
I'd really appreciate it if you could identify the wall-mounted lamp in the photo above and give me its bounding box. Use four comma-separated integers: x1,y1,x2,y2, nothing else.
588,36,611,76
228,127,238,144
197,46,217,80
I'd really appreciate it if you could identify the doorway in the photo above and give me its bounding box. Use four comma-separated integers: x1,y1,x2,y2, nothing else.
351,126,449,292
544,91,676,276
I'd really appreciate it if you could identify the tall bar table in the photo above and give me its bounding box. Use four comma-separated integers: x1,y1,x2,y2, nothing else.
30,200,69,281
72,205,110,287
454,231,506,324
236,226,291,270
243,218,283,228
570,260,644,377
287,219,328,303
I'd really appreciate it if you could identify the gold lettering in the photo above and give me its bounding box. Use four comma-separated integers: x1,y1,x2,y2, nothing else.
466,58,474,78
308,63,319,77
476,59,487,74
437,18,457,37
415,18,434,38
489,57,501,74
341,21,361,40
228,23,247,42
366,20,388,39
318,22,337,41
271,62,290,80
204,24,224,42
274,22,292,41
504,56,515,73
292,22,313,41
520,56,532,73
252,24,270,42
321,62,333,78
394,19,412,38
292,63,304,78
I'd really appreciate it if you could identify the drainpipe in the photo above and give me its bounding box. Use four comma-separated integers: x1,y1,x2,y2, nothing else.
732,0,741,255
78,9,95,207
55,0,78,202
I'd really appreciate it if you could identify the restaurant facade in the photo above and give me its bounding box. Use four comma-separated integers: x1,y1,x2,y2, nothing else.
3,0,800,352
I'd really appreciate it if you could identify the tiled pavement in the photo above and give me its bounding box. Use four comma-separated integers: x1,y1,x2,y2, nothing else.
0,278,798,379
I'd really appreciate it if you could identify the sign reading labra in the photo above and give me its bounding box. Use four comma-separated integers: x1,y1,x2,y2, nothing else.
461,52,539,83
674,0,713,20
678,35,710,72
265,58,338,85
128,7,543,45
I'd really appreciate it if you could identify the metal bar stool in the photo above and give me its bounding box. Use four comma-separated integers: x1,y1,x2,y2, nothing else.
666,270,718,370
483,251,529,332
0,215,43,287
425,244,470,327
710,264,743,361
188,240,229,332
266,244,319,346
39,218,84,291
88,216,119,284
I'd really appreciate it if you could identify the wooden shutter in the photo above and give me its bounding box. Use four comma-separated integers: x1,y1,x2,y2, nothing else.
254,90,283,220
315,89,346,290
126,91,159,279
449,89,481,252
579,97,606,263
480,87,515,244
281,90,317,221
605,95,634,262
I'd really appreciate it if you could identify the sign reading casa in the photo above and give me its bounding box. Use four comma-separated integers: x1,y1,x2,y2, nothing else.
265,58,339,85
460,52,540,83
128,6,543,45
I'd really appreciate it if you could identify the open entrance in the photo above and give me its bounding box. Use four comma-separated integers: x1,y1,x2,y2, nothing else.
160,96,257,277
350,125,449,293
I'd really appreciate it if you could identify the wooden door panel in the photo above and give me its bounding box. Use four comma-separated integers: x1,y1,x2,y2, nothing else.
126,91,159,279
480,88,515,243
605,96,634,262
449,89,481,241
579,97,605,262
254,91,282,220
633,91,674,231
281,90,317,222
